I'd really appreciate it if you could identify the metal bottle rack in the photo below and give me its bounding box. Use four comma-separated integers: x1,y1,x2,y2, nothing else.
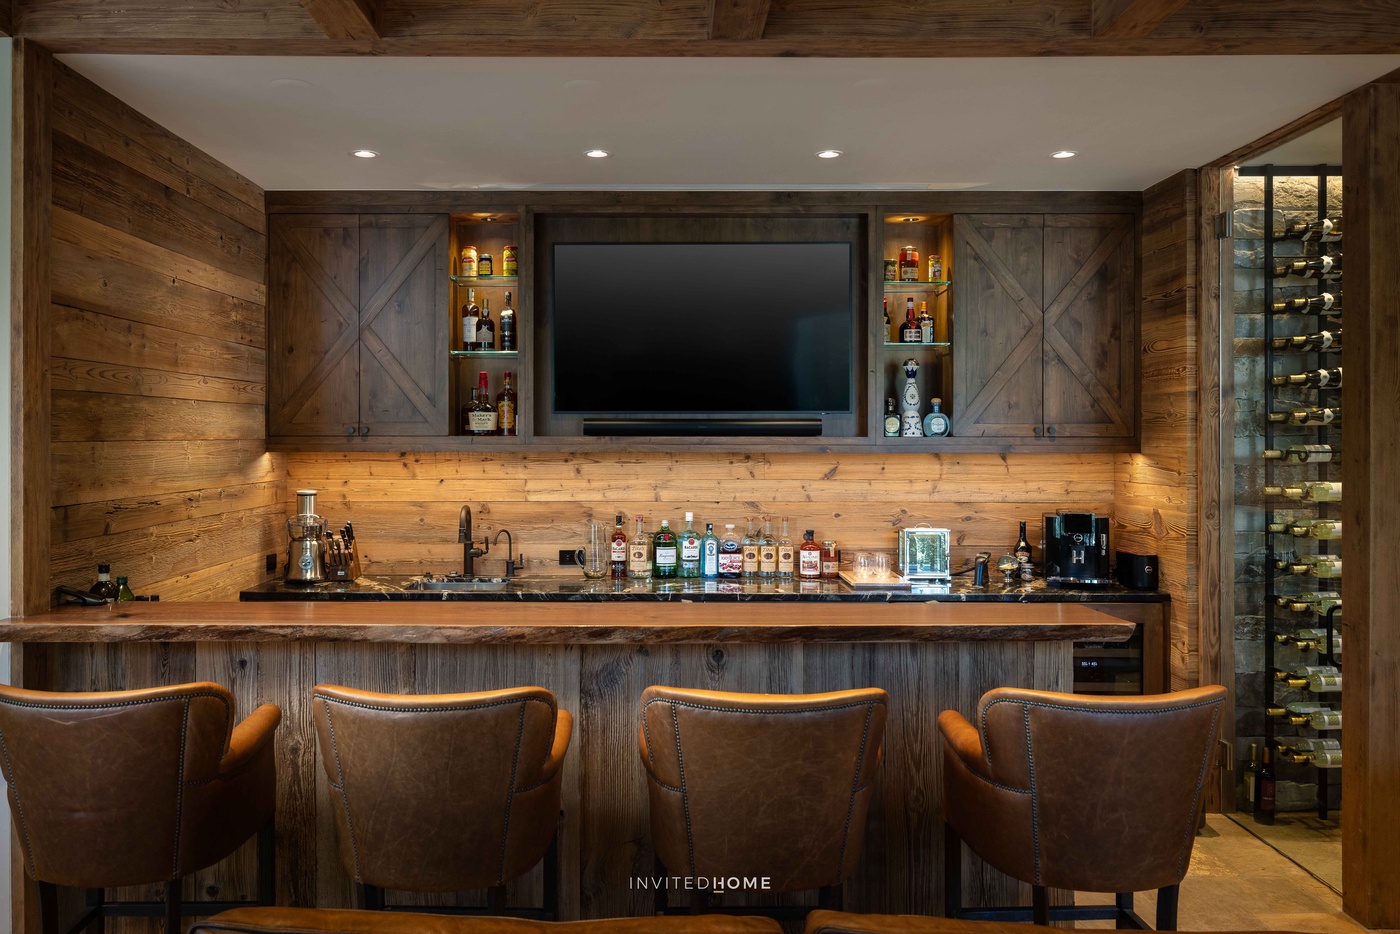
1245,164,1343,821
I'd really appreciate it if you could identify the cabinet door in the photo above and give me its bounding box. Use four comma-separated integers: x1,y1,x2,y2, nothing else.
952,215,1045,437
357,215,450,437
268,215,361,438
1042,215,1135,438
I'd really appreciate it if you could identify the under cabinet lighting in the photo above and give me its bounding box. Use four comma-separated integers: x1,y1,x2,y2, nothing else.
585,149,610,158
816,150,843,159
1050,150,1078,159
350,149,379,159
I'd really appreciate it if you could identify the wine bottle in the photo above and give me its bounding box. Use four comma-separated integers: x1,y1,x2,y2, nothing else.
1270,366,1342,389
1266,405,1338,427
679,512,701,579
1269,329,1340,352
610,514,628,580
1310,749,1343,769
1266,702,1328,725
1254,746,1276,825
1285,591,1342,615
629,515,651,581
1270,292,1340,314
1308,670,1342,693
1280,216,1342,242
652,519,678,579
499,291,516,351
1270,255,1342,280
1263,485,1305,499
1309,708,1343,731
1309,558,1343,580
759,515,778,579
1244,743,1260,806
1275,663,1338,685
1263,444,1334,464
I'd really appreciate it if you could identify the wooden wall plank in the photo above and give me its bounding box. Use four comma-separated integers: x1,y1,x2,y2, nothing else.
51,305,266,383
1091,0,1189,38
51,357,266,406
52,392,265,443
298,0,381,40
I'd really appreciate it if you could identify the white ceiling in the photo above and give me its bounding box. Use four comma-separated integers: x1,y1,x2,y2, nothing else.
60,55,1398,192
1246,119,1343,167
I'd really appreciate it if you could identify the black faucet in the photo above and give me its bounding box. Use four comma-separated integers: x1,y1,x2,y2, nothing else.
492,530,524,579
459,505,488,578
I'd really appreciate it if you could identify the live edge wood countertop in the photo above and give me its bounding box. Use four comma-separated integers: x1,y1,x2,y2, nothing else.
0,577,1162,644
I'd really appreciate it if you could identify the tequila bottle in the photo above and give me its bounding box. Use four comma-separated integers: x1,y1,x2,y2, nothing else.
777,516,795,579
759,515,778,578
628,515,651,581
741,516,761,578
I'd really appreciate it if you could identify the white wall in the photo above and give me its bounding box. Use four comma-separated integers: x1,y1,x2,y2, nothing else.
1,36,16,933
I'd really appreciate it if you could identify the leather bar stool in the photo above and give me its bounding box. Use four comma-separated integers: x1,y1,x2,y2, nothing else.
190,906,784,933
638,686,888,919
311,685,572,916
802,911,1308,934
0,682,281,934
938,686,1227,931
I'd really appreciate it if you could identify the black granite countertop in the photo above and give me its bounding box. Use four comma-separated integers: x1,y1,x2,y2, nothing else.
240,574,1166,603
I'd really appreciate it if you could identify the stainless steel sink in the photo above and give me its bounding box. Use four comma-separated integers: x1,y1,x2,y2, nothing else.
404,577,509,592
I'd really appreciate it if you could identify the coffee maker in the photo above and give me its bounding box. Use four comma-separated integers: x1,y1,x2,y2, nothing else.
286,489,327,584
1043,511,1113,588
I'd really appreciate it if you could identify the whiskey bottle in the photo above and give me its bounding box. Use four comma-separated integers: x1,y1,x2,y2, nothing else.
718,524,743,578
1262,444,1334,464
495,371,517,436
499,291,516,351
741,516,761,578
759,515,778,579
777,516,795,579
917,301,934,342
653,519,679,579
476,297,495,351
901,298,920,342
1270,292,1340,314
629,515,651,580
1269,329,1340,352
1266,405,1338,427
1270,255,1342,280
700,523,720,579
90,564,119,603
610,514,628,579
1281,216,1342,242
468,372,498,435
798,530,822,579
460,288,480,351
679,512,701,579
1270,366,1342,388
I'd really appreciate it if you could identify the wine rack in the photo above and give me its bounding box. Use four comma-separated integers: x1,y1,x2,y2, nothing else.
1248,164,1343,822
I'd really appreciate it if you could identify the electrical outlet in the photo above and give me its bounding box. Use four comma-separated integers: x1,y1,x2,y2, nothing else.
558,549,579,567
266,553,278,573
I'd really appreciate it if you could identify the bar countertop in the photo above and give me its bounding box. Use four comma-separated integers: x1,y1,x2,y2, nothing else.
0,576,1163,645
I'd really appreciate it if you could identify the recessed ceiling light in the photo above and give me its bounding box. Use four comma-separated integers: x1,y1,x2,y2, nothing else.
903,217,918,223
816,150,843,159
585,149,610,158
1050,150,1078,159
350,149,379,159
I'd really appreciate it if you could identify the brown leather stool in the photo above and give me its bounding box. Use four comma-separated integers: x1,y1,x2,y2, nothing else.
802,910,1307,934
938,686,1227,931
312,685,572,917
190,906,784,933
0,682,281,934
639,686,888,919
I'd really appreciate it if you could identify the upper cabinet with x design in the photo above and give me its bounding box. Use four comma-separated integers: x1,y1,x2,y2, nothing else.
269,214,450,442
952,213,1137,441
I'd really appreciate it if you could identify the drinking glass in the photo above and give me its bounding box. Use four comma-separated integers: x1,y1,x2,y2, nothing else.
580,522,608,579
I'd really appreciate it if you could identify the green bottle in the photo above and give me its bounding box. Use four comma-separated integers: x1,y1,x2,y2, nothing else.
653,519,679,578
115,576,136,602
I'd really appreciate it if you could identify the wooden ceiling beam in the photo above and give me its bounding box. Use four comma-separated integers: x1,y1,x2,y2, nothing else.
297,0,382,40
1092,0,1191,38
710,0,771,40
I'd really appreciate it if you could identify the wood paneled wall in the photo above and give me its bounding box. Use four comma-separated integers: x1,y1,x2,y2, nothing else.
1116,170,1200,691
285,451,1116,577
46,63,284,602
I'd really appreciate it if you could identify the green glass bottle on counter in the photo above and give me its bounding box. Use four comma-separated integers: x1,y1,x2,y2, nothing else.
653,519,678,578
116,576,136,602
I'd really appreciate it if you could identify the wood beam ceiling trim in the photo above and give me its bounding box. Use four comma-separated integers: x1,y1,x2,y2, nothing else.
297,0,382,40
1092,0,1191,38
710,0,771,40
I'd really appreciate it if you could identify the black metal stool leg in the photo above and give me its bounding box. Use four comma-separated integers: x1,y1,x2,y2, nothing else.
1156,884,1179,931
653,858,668,914
165,879,182,934
543,835,560,920
360,884,385,911
86,888,105,934
1032,885,1049,927
818,884,841,911
486,885,507,914
257,821,276,907
1115,892,1135,929
689,888,711,916
943,821,962,918
38,881,59,934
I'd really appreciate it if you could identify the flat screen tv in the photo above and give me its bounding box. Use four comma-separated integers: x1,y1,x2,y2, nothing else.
551,242,854,416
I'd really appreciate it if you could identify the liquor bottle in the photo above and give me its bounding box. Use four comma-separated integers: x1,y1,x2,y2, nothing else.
741,516,761,578
917,301,934,342
1270,366,1342,388
883,297,891,342
1281,216,1342,242
499,291,516,351
90,564,119,603
883,399,900,437
718,524,743,578
798,530,822,579
901,298,920,342
1266,406,1338,427
460,288,480,351
1244,743,1260,807
610,514,628,579
679,512,701,579
1269,329,1340,352
653,519,679,578
116,576,135,602
1013,521,1032,565
1270,292,1340,314
468,372,498,435
1263,444,1334,464
922,398,950,438
759,516,778,579
476,297,495,351
777,516,795,579
1254,746,1275,825
495,371,517,436
1269,255,1342,280
700,523,720,579
629,515,651,580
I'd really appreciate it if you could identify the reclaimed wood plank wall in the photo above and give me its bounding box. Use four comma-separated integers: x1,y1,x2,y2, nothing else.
1116,169,1200,691
46,63,285,601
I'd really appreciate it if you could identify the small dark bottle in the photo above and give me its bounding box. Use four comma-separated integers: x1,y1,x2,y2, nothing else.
90,564,119,603
1014,521,1032,564
499,291,516,351
1253,746,1276,825
476,297,495,351
610,514,628,579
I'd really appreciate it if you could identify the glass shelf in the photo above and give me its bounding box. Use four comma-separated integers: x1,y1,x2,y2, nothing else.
450,276,518,284
883,341,951,349
884,281,951,291
450,349,519,358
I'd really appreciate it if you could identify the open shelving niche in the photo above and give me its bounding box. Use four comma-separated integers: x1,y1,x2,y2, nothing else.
449,211,526,440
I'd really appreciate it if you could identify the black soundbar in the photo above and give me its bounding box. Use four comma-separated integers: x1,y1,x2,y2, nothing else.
583,419,823,437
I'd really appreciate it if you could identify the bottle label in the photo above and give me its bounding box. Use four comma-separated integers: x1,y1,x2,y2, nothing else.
799,551,821,577
611,541,627,563
497,401,516,430
821,558,838,577
778,547,794,572
884,415,901,436
702,541,719,575
469,411,498,432
463,316,478,344
681,538,700,561
742,545,759,573
718,552,744,575
760,546,777,573
654,546,678,568
1260,779,1275,812
629,545,649,573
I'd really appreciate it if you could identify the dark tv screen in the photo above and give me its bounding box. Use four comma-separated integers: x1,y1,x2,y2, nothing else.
552,243,853,414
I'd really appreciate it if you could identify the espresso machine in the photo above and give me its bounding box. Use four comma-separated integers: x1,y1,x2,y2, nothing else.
1043,511,1114,588
287,489,327,584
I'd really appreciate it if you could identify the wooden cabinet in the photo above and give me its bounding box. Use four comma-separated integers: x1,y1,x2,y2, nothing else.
952,213,1135,440
269,214,449,440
